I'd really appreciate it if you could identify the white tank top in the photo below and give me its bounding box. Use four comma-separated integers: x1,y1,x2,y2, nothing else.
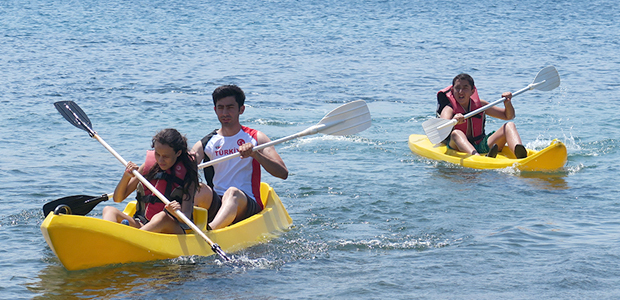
203,126,262,206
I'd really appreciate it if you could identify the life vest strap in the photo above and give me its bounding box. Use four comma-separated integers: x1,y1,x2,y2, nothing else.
201,129,219,188
468,133,486,144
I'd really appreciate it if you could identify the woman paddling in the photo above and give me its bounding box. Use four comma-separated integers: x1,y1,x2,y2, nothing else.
437,73,528,159
102,128,199,234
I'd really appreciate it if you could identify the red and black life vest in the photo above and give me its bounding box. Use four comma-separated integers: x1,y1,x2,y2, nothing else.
135,150,187,221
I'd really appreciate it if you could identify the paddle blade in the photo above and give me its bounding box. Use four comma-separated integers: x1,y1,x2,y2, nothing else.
316,100,371,136
422,118,456,144
532,66,560,91
54,101,94,134
42,194,110,216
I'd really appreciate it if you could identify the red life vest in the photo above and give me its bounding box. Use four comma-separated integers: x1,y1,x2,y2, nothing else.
140,150,187,220
437,86,486,144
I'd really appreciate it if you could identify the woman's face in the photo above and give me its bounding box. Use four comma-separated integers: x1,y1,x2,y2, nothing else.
452,79,474,106
153,141,181,171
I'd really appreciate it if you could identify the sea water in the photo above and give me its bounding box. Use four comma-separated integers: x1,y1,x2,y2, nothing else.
1,0,620,298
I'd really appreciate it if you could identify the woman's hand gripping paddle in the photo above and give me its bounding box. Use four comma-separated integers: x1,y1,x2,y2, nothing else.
53,101,230,262
198,100,372,169
422,66,561,145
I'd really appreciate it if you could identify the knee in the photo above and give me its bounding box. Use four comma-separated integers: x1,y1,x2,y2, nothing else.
222,187,244,204
224,187,242,196
450,130,466,139
102,206,118,216
502,122,519,135
102,206,123,222
149,211,171,223
195,183,213,209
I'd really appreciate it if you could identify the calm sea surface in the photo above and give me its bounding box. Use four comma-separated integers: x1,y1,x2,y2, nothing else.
2,0,620,299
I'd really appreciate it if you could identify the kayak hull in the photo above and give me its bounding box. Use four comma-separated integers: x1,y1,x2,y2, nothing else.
41,182,292,271
408,134,567,171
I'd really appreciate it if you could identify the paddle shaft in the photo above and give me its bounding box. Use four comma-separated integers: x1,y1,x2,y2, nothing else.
436,80,548,131
198,119,344,169
85,193,114,203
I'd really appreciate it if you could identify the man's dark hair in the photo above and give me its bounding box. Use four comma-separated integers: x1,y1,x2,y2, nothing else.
452,73,475,88
212,85,245,107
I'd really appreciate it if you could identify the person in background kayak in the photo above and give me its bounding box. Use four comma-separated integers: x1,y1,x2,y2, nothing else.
437,73,528,159
192,85,288,230
102,128,199,234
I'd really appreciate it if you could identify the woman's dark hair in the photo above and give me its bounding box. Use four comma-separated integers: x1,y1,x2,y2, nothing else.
212,85,245,107
145,128,198,201
452,73,475,88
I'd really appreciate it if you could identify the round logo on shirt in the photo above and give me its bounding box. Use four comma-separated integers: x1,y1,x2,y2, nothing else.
237,139,245,146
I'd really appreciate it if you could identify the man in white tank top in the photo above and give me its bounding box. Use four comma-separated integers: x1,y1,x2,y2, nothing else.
192,85,288,230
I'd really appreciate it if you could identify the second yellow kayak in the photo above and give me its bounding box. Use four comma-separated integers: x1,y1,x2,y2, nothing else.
408,134,567,171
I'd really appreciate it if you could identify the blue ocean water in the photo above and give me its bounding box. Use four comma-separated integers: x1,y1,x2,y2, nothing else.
1,0,620,298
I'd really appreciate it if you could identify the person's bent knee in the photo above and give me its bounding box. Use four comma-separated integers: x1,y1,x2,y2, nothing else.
140,211,181,233
505,122,517,129
102,205,119,212
102,206,121,221
195,183,214,209
450,130,466,139
223,187,244,199
149,211,172,223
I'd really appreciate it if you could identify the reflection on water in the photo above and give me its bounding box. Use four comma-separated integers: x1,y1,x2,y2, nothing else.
431,164,570,191
518,171,570,191
28,246,290,299
28,259,212,299
432,166,488,184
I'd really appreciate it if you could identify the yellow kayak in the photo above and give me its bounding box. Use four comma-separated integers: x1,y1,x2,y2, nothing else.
408,134,567,171
41,182,292,271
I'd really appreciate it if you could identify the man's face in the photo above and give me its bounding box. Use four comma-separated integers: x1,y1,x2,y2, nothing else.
452,79,473,105
214,96,244,126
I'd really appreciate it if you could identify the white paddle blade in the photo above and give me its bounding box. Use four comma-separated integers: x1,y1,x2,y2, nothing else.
316,100,371,136
197,100,371,170
532,66,560,91
422,118,455,144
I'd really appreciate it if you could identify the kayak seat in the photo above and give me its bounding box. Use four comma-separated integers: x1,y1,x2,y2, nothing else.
121,200,208,233
190,206,208,233
123,200,138,216
260,182,269,208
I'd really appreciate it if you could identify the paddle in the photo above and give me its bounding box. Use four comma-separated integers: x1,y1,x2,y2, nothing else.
53,101,230,261
43,193,113,217
422,66,561,145
198,99,372,169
